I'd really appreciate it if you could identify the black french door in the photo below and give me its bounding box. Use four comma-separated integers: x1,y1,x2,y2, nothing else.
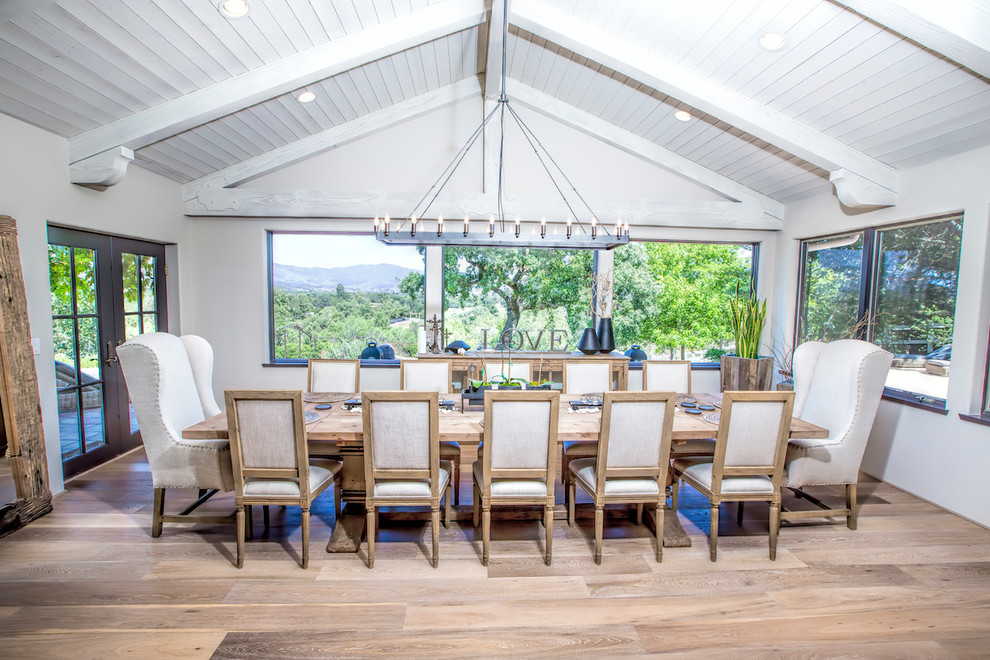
48,226,167,478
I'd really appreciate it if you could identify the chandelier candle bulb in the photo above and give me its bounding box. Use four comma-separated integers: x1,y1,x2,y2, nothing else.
541,217,546,238
437,216,444,237
489,215,495,237
591,217,598,238
515,217,520,237
384,214,390,236
373,216,379,232
567,216,572,238
410,215,417,237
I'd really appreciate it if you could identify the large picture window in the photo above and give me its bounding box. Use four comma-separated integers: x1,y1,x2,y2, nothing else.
268,233,425,362
797,215,963,408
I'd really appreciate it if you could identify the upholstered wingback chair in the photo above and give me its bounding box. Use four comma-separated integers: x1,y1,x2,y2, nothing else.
783,339,892,529
117,332,233,537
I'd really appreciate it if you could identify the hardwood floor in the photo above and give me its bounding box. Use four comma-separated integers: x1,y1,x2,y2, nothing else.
1,448,989,658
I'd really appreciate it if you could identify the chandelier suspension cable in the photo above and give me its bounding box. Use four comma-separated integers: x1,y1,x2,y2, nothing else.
496,0,509,232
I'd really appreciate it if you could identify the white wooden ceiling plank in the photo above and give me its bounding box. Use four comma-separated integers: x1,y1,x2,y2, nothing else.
882,118,990,167
348,66,388,113
403,41,431,96
768,28,897,111
115,0,233,83
684,121,745,165
676,119,735,160
423,34,446,88
409,0,430,12
308,0,348,41
776,178,832,202
205,118,266,159
662,116,717,154
86,0,218,87
285,0,330,47
335,71,375,117
750,18,878,106
721,145,788,183
739,152,812,190
463,24,481,76
696,131,765,173
520,31,547,89
445,29,463,82
530,37,562,92
250,100,308,144
0,89,83,136
237,107,292,151
557,52,599,108
353,0,383,29
374,0,397,22
367,60,399,107
57,1,198,94
512,0,898,196
392,48,418,100
601,0,634,34
141,140,210,178
759,163,828,197
0,22,143,115
375,54,405,106
832,0,990,80
851,87,990,153
67,0,487,163
159,133,232,172
295,88,336,131
701,0,813,84
0,50,120,124
179,124,246,166
616,87,668,134
225,112,280,153
132,150,192,182
587,74,632,125
314,78,352,124
177,0,266,69
244,0,302,57
659,1,723,61
391,0,414,15
6,13,159,109
678,0,761,71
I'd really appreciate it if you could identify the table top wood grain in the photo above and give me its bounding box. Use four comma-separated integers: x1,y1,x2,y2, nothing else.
182,393,828,445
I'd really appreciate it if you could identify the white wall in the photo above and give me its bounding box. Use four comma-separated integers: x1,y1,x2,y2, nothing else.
771,144,990,528
0,113,188,493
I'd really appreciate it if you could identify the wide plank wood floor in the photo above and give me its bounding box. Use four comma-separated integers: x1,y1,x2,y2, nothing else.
1,448,989,658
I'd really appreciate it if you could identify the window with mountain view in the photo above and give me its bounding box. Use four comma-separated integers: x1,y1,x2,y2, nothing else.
269,232,425,361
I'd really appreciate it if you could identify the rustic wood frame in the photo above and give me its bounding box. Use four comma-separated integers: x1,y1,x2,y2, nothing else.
0,216,54,539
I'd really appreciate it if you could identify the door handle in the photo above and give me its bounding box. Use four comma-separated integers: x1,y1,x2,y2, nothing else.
105,340,119,367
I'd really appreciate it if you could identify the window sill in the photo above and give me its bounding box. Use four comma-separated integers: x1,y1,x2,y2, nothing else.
627,361,720,371
263,360,401,368
881,388,948,415
959,413,990,428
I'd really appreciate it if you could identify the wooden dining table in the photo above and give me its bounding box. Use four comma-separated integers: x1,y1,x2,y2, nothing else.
183,392,828,552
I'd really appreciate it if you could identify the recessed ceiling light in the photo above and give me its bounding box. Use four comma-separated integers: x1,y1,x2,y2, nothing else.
674,110,692,122
219,0,249,19
760,31,787,52
297,90,317,103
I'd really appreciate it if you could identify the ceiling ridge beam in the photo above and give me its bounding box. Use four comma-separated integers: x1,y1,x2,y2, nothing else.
512,0,898,207
483,0,511,194
184,77,482,201
68,0,487,165
831,0,990,81
506,80,785,220
184,188,778,230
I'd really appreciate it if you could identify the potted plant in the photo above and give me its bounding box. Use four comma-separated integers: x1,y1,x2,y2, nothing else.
720,285,773,391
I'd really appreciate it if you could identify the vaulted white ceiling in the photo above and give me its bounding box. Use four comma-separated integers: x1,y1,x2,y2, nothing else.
1,0,988,230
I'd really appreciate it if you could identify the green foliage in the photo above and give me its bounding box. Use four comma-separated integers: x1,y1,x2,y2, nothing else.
730,285,767,359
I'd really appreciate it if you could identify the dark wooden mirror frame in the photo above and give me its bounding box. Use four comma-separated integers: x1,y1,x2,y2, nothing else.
0,215,53,538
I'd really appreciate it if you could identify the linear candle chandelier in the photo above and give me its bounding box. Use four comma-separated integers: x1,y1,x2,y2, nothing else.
374,0,629,250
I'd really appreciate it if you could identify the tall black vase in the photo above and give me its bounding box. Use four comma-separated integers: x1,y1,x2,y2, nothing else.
597,318,615,353
577,328,601,355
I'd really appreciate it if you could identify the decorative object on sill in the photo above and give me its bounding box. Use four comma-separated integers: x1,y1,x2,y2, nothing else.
445,340,470,354
372,0,629,252
625,345,648,361
425,314,443,354
577,328,602,355
721,284,772,391
591,269,616,353
360,341,382,360
597,318,615,353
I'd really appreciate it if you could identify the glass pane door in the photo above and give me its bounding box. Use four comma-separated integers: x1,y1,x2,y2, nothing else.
797,233,867,344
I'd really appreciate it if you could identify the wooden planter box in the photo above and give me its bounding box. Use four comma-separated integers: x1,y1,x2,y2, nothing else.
720,355,774,392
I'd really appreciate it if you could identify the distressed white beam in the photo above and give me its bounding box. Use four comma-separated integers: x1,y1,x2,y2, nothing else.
506,80,785,220
69,146,133,189
184,187,779,230
184,78,482,200
68,0,486,164
832,0,990,80
512,0,899,207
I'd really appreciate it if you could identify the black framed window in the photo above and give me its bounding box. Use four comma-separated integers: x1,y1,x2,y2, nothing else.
268,232,425,363
797,215,963,411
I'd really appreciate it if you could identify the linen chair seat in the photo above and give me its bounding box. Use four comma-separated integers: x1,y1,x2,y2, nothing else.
471,461,547,497
569,458,661,496
373,461,452,499
243,462,341,498
675,461,773,496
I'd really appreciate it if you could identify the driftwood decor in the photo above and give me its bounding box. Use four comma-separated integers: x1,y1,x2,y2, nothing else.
0,215,53,539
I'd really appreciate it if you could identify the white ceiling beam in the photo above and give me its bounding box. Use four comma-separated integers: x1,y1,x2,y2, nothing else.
512,0,899,207
506,80,785,221
68,0,487,165
831,0,990,80
483,0,511,194
184,78,482,201
184,187,778,230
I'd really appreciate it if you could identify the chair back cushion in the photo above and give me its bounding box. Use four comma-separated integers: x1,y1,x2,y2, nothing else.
604,399,669,468
309,360,359,392
484,360,532,383
490,399,552,469
401,361,451,394
231,398,298,470
643,361,691,393
563,361,611,394
179,335,222,418
370,400,431,469
722,398,789,468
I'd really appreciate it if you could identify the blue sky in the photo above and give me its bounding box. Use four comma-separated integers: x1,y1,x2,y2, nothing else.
272,233,424,270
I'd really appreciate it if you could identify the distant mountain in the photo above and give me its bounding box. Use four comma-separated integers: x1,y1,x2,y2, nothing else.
274,263,415,293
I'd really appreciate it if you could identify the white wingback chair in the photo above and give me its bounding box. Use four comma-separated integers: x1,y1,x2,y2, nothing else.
117,332,234,537
783,339,892,529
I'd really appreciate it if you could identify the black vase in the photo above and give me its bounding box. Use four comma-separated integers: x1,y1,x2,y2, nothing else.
597,318,615,353
577,328,601,355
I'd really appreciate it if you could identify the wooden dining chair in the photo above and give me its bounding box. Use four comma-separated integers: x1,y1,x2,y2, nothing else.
225,389,342,569
562,358,614,497
481,359,533,385
671,391,795,561
567,391,676,563
645,360,713,459
362,391,452,568
307,359,359,393
472,390,560,566
399,359,462,505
